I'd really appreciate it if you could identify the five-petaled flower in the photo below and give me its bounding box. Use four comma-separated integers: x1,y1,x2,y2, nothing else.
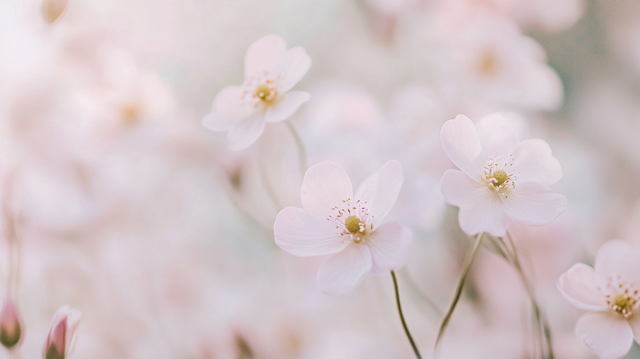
203,34,311,151
274,161,412,295
439,113,567,237
557,240,640,359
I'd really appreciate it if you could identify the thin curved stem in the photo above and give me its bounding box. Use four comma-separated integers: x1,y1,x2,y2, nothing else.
435,232,484,350
391,270,422,359
285,120,307,174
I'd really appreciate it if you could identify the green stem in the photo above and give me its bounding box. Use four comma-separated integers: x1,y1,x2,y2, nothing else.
391,270,422,359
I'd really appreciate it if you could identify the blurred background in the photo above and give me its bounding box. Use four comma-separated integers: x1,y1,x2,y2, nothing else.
1,0,639,358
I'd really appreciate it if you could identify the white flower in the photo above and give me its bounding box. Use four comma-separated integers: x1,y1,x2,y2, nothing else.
440,113,567,237
203,34,311,151
274,161,412,295
557,240,640,359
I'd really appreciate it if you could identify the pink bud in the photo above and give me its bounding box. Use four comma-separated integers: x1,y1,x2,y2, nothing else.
43,306,81,359
0,298,22,349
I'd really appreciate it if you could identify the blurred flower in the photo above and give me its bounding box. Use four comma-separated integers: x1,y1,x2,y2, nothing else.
203,34,311,151
44,306,81,359
440,113,566,236
0,298,22,349
557,240,640,359
274,161,412,295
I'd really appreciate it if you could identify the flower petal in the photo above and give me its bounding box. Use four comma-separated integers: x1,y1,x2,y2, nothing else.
244,34,287,78
628,314,640,346
265,91,310,123
575,312,633,359
440,114,483,179
355,160,403,227
301,162,353,218
226,114,265,151
440,169,486,208
512,139,563,185
274,207,349,257
278,46,312,93
317,243,372,295
502,181,567,226
366,222,412,273
595,240,640,286
557,263,608,311
457,188,507,237
202,86,252,131
475,113,522,156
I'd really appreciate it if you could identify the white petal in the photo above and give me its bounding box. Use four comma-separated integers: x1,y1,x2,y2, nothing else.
264,91,310,123
202,86,252,131
226,114,265,151
502,181,567,226
278,46,312,93
575,312,633,359
628,314,640,346
557,263,608,311
440,115,483,179
244,34,287,78
274,207,349,257
301,162,353,218
457,188,507,237
317,243,372,295
512,139,563,185
595,240,640,285
440,169,486,208
366,222,412,273
355,160,403,227
475,113,522,156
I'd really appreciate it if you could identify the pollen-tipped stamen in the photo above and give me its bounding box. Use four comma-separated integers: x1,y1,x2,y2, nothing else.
345,215,361,234
491,170,508,187
612,293,634,318
255,84,271,101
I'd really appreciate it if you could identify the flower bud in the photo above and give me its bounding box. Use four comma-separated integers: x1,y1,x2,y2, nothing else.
43,306,81,359
42,0,68,24
0,298,22,349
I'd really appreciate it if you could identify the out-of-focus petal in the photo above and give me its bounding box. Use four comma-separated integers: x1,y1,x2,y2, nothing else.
301,162,353,218
575,312,633,359
475,113,522,156
502,181,567,225
440,169,486,208
244,34,287,78
557,263,608,311
264,91,310,123
202,86,252,131
513,139,563,185
595,240,640,286
457,188,507,236
227,114,265,151
274,207,349,257
355,160,403,227
317,243,372,295
366,222,412,273
278,47,312,93
440,115,483,179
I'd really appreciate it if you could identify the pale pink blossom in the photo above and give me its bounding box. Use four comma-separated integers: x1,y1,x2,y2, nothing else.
440,113,567,237
274,161,412,295
203,34,311,151
557,240,640,359
44,306,82,359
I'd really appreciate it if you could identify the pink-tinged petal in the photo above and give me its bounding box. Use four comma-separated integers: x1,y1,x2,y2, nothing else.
44,306,82,359
440,169,486,208
512,139,563,185
355,160,403,227
629,315,640,345
557,263,608,311
278,47,312,93
202,86,252,131
244,34,287,78
366,222,412,273
475,113,522,156
595,240,640,285
301,162,353,218
458,189,507,237
440,115,483,179
575,312,633,359
317,243,372,295
274,207,349,257
264,91,310,123
502,181,567,226
226,114,265,151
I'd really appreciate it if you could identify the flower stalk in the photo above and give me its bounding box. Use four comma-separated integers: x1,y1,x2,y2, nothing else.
391,270,422,359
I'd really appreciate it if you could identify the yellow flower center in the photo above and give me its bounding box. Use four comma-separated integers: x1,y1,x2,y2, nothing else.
345,215,361,234
613,293,634,317
255,84,271,102
492,170,508,187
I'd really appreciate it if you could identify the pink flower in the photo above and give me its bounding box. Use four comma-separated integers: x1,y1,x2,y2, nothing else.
440,113,567,237
203,34,311,151
557,240,640,359
44,306,82,359
274,161,412,295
